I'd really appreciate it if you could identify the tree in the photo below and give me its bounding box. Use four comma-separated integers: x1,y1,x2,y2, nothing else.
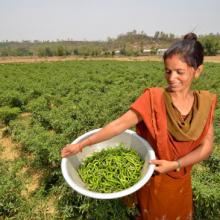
154,31,160,39
38,47,54,57
203,38,219,56
15,48,33,56
45,47,53,56
57,46,64,56
73,49,79,55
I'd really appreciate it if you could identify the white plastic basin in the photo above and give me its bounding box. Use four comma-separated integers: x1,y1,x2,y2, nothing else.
61,128,155,199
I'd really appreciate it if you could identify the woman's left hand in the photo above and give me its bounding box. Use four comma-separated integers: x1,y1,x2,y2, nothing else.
149,159,178,174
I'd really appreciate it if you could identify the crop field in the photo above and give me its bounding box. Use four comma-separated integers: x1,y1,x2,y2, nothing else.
0,60,219,219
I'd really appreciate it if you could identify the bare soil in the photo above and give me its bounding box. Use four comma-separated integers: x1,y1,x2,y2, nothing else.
0,119,57,217
0,55,220,64
0,134,20,160
0,55,161,64
20,169,43,198
0,126,42,197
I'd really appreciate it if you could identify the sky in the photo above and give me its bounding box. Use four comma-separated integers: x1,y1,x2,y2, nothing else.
0,0,220,41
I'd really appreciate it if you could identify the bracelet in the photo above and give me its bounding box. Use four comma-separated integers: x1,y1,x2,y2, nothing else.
176,160,181,172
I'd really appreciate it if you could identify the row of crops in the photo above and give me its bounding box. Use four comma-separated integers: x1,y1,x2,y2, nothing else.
0,60,219,219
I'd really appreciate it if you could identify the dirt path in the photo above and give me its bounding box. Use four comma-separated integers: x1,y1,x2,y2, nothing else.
0,114,42,195
1,55,220,64
0,127,39,191
0,115,58,218
0,55,161,63
0,128,20,160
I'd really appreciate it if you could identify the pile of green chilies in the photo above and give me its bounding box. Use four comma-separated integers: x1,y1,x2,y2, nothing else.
78,144,144,193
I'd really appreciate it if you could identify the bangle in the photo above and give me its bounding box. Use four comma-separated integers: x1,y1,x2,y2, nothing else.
176,160,181,172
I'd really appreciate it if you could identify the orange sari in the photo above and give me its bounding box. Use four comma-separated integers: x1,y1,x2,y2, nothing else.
130,88,217,220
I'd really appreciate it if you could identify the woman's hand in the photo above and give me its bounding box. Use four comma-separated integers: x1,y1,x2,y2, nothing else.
149,159,178,174
61,143,82,158
60,110,142,158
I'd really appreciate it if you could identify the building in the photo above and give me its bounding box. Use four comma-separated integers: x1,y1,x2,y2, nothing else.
142,49,152,55
114,50,121,55
156,48,167,56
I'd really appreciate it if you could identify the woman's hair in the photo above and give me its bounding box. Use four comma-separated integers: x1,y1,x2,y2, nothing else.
163,33,204,69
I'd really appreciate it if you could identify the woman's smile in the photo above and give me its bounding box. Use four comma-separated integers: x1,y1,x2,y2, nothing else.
168,82,181,87
164,55,195,93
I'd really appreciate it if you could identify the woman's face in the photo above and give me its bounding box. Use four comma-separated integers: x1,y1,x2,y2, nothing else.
164,54,198,93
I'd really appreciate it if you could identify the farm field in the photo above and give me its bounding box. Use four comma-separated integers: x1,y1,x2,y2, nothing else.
0,60,219,219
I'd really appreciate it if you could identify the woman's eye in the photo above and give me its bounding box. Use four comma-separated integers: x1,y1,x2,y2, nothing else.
177,71,184,75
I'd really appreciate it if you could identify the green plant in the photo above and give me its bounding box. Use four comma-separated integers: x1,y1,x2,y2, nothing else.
0,60,219,219
203,38,219,56
0,161,24,218
58,185,131,220
192,170,220,219
0,106,21,125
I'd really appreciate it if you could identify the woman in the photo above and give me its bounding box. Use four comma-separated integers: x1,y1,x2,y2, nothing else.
61,33,217,220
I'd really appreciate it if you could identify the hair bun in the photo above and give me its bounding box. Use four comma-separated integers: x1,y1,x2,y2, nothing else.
183,32,197,41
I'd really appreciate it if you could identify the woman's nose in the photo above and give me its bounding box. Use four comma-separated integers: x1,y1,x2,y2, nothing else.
167,71,177,81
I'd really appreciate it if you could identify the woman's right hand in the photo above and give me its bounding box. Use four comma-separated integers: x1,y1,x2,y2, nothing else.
61,143,82,158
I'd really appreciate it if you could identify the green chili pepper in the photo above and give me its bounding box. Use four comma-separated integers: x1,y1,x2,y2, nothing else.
77,143,144,193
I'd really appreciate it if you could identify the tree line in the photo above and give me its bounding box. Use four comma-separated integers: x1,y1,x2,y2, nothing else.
0,31,219,57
